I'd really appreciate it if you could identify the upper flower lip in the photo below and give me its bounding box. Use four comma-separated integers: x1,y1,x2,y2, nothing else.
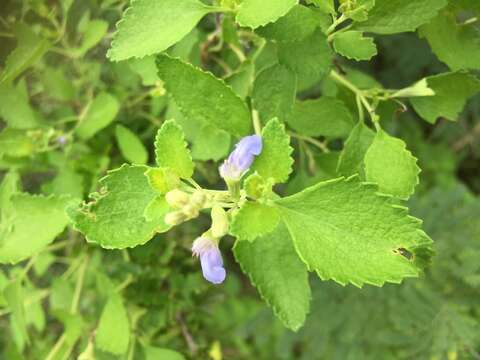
219,135,262,181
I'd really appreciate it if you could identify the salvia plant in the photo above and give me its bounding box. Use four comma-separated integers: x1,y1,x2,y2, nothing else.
0,0,479,358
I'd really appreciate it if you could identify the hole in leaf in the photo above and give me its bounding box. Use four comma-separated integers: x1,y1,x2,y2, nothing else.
393,247,413,260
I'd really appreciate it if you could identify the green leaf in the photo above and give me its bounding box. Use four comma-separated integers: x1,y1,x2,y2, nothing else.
287,97,354,138
41,67,76,102
234,222,310,330
410,73,480,124
252,118,293,183
154,119,194,178
0,23,50,84
115,125,148,165
143,196,170,223
337,121,375,176
278,29,333,90
0,171,20,219
191,124,231,161
0,83,38,129
230,201,280,241
69,165,169,249
333,31,377,61
0,128,36,158
252,64,296,124
96,293,130,355
42,166,84,199
4,280,29,350
355,0,448,34
74,19,108,57
420,10,480,71
144,346,185,360
236,0,298,29
256,5,324,42
244,173,275,199
76,92,120,140
128,56,159,86
276,176,433,287
0,194,73,264
107,0,214,61
225,60,255,99
364,130,420,199
156,54,251,137
145,167,180,194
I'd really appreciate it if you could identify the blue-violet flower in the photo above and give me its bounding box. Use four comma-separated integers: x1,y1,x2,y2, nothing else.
219,135,262,181
192,236,226,284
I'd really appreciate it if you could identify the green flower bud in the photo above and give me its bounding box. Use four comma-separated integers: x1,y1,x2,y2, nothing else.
190,190,207,209
165,189,190,208
211,205,229,238
183,204,200,219
164,211,187,226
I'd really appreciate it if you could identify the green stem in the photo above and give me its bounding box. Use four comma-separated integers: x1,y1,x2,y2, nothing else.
289,132,330,153
252,110,262,135
70,255,89,314
329,70,380,130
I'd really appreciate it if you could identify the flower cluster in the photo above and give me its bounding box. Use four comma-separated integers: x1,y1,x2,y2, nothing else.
189,134,262,284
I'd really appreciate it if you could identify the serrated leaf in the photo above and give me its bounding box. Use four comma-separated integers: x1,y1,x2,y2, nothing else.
69,165,169,249
420,10,480,71
337,121,375,176
236,0,298,29
0,23,50,84
0,83,38,129
76,92,120,140
287,97,354,138
364,130,420,199
145,167,180,194
156,54,251,137
96,293,130,355
256,5,324,42
355,0,447,34
107,0,214,61
276,176,433,287
230,201,280,241
234,222,310,331
251,118,293,183
0,194,73,264
252,64,296,124
154,119,194,179
333,31,377,61
115,124,148,165
278,29,333,90
244,173,274,199
410,72,480,124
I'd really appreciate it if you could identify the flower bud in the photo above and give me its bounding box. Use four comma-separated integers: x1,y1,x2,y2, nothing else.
165,189,190,209
164,211,187,226
182,204,199,219
190,190,206,209
211,205,229,238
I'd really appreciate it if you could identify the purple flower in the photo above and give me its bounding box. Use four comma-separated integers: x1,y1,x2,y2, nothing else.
192,236,226,284
219,135,262,181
